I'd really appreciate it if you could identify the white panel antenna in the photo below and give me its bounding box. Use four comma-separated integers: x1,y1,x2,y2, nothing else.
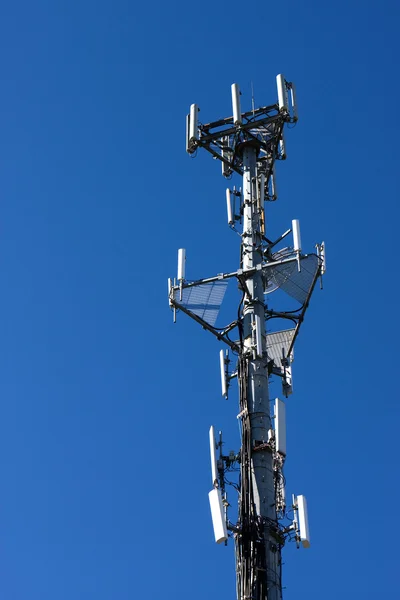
186,114,190,153
231,84,242,126
220,349,228,398
177,248,186,281
255,315,263,357
276,74,288,112
292,219,302,252
189,104,199,143
274,398,286,456
297,495,310,548
208,488,228,544
209,426,218,487
226,188,234,225
290,83,298,121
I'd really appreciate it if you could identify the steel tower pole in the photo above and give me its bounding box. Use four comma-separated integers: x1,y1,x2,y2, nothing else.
237,144,281,600
171,75,323,600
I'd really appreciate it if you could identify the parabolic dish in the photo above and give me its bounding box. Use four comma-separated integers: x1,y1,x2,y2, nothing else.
264,249,320,305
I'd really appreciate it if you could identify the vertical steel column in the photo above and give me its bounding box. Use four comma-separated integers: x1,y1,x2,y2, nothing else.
240,144,282,600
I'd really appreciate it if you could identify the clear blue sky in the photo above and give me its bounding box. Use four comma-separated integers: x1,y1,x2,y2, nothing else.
0,1,398,598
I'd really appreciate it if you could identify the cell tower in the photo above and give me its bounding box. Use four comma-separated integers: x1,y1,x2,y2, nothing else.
168,76,326,600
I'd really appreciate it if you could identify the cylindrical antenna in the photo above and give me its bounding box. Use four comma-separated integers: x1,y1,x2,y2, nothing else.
226,188,234,225
271,166,277,200
290,83,298,121
292,219,302,252
186,113,190,153
231,83,242,126
254,315,263,357
276,74,288,112
208,488,228,544
177,248,186,280
189,104,198,143
219,349,227,398
209,426,218,486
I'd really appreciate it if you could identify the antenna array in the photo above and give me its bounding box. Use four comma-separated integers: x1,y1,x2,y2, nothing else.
168,75,324,600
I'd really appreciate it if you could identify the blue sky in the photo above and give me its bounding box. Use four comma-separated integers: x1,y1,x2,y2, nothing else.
0,1,398,598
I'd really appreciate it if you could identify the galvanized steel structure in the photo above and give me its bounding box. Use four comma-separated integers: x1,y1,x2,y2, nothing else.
168,76,325,600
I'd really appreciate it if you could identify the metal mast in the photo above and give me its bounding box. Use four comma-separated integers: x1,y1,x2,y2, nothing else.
168,76,325,600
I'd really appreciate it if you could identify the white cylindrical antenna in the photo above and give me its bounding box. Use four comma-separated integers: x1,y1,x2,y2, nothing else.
231,83,242,126
274,398,286,456
271,166,277,200
186,113,190,153
290,83,298,121
189,104,199,142
292,219,302,252
259,173,265,205
276,74,288,112
208,488,228,544
226,188,234,225
219,349,227,398
177,248,186,281
209,426,218,487
279,131,286,159
255,315,263,358
297,495,311,548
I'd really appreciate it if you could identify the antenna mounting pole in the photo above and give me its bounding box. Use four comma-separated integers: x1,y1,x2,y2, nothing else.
237,141,282,599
